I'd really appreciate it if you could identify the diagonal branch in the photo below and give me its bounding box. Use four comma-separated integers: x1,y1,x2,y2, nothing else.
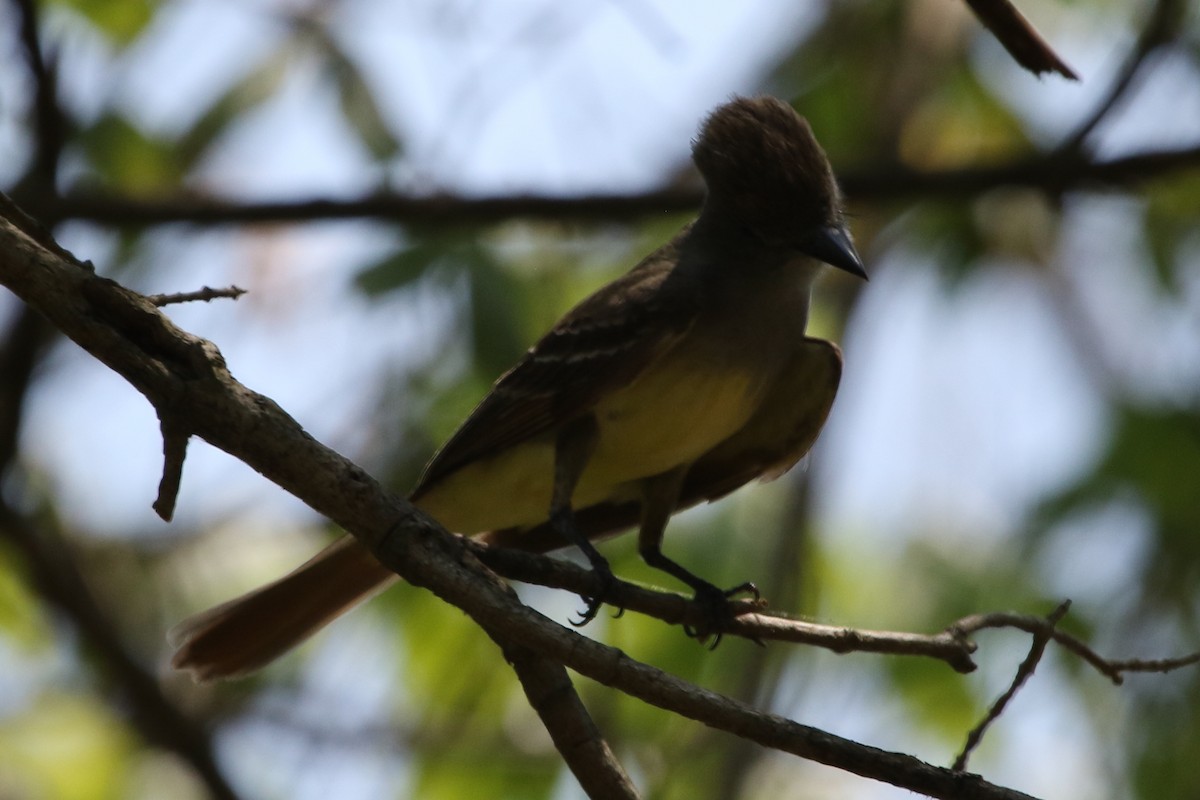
963,0,1078,80
460,542,639,797
376,524,1043,800
953,602,1070,771
0,197,1041,800
492,628,639,799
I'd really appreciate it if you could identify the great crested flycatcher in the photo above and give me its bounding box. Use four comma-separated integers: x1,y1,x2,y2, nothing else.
171,96,866,680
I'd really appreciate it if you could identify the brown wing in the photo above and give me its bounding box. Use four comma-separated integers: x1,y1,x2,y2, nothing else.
483,337,843,551
411,230,699,498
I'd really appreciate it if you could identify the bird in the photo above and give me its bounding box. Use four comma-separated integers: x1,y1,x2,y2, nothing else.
171,95,866,680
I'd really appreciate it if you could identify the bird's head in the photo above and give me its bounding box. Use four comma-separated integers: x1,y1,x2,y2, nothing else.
692,96,866,279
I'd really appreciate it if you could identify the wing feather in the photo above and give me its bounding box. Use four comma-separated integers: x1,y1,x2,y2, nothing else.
411,230,699,497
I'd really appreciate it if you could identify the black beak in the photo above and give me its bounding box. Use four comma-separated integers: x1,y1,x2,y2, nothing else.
802,224,867,280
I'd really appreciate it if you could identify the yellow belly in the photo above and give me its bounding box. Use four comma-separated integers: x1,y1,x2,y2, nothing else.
415,362,766,534
413,440,564,533
586,361,762,482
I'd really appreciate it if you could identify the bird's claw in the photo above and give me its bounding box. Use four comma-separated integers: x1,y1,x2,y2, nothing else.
683,580,764,648
570,596,605,627
570,563,619,627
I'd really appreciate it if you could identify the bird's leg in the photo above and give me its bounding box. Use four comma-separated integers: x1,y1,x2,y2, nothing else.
638,466,760,646
549,415,612,625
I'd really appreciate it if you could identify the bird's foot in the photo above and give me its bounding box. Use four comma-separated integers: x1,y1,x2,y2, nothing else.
570,559,618,627
684,580,762,648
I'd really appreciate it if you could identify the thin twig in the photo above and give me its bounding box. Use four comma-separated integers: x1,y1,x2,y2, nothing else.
148,285,247,306
1057,0,1186,153
1105,652,1200,674
153,415,189,521
953,602,1070,771
713,471,817,799
949,606,1200,686
471,540,1200,682
469,539,981,672
409,531,1045,800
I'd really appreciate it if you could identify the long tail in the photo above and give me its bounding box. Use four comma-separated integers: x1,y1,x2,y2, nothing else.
169,493,681,681
170,536,397,681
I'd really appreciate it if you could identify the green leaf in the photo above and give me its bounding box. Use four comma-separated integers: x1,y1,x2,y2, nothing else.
1033,404,1200,609
355,241,453,295
0,545,50,650
414,750,558,800
886,656,981,742
905,203,988,283
1142,169,1200,294
0,693,135,800
330,56,402,162
48,0,155,45
77,113,183,193
467,256,529,378
1130,684,1200,800
176,50,292,170
386,584,519,734
299,19,401,161
1038,405,1200,533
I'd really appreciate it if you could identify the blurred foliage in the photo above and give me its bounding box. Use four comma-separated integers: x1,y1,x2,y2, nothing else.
1,1,1199,800
46,0,154,44
1035,404,1200,613
1142,168,1200,291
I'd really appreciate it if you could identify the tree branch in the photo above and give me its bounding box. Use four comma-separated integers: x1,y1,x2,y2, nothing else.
469,540,981,671
0,12,243,790
469,539,1200,685
11,0,66,183
949,609,1200,684
14,143,1200,231
963,0,1078,80
0,197,1042,800
953,602,1070,771
458,541,639,797
493,629,639,799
